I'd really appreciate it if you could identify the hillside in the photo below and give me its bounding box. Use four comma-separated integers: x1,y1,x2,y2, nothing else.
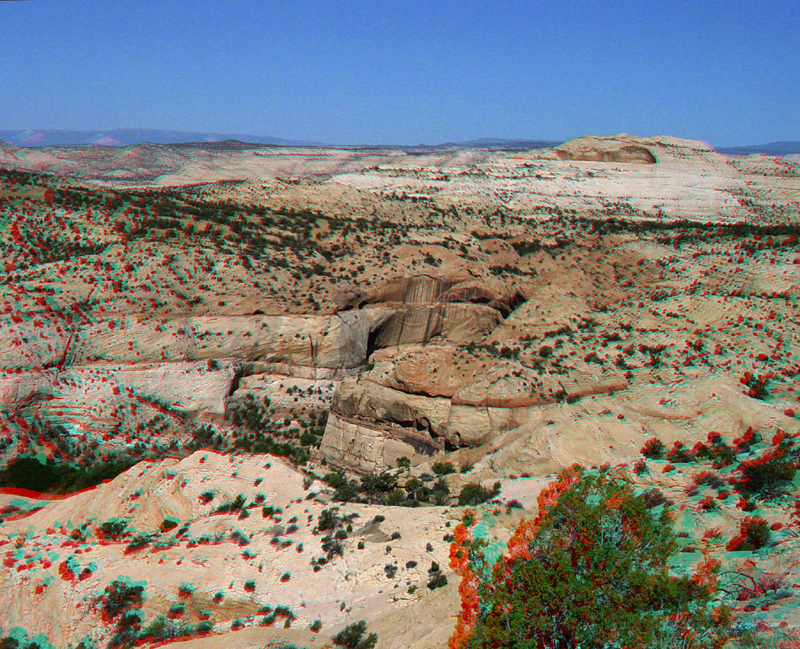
0,134,799,648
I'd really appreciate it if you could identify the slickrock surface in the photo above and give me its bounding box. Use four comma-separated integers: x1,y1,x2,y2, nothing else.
0,133,798,648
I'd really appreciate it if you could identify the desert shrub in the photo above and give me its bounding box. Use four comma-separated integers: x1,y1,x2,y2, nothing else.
0,455,134,494
317,508,341,531
428,573,448,590
641,488,671,509
102,580,144,621
741,373,770,400
431,478,451,505
325,471,364,502
733,427,762,453
457,482,500,506
332,620,378,649
196,620,214,634
325,471,348,488
383,488,405,506
704,433,739,468
160,518,179,532
125,534,152,553
168,602,186,616
666,441,693,463
452,469,731,649
641,437,665,459
213,494,246,514
692,470,727,491
403,478,430,504
734,434,797,499
98,518,131,541
360,472,398,499
727,517,772,551
699,495,718,511
322,536,344,560
432,461,456,476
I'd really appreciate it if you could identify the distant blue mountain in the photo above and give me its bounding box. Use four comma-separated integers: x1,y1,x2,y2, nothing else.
2,129,797,156
716,141,800,156
0,128,322,148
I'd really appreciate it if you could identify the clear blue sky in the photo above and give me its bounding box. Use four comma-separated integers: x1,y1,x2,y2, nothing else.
1,0,797,145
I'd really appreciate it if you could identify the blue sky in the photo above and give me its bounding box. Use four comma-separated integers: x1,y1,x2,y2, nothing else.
1,0,797,145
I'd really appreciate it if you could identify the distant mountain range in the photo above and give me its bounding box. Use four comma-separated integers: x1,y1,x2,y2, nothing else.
1,129,799,156
715,141,800,156
0,129,322,148
0,129,561,151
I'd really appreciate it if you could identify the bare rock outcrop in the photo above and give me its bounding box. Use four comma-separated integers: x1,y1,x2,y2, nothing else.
0,310,392,372
476,376,800,478
373,303,502,347
0,361,236,417
319,412,440,473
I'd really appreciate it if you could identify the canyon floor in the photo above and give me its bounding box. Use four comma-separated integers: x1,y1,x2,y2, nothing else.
0,134,799,648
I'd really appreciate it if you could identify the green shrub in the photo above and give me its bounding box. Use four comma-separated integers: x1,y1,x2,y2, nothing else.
0,455,134,494
641,437,665,459
432,461,456,476
457,482,500,506
213,494,246,514
332,620,378,649
317,507,341,531
458,471,731,648
727,517,772,551
735,435,797,499
742,373,770,400
125,534,152,553
666,441,693,463
102,580,144,621
98,519,130,540
196,620,214,634
160,518,179,532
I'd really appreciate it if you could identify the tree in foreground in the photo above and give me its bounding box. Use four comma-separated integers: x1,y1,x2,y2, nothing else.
449,467,732,649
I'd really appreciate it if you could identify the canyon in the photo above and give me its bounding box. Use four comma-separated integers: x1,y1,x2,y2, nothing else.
0,133,798,648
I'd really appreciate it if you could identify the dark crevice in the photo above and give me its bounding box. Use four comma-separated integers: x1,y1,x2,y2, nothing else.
228,364,245,397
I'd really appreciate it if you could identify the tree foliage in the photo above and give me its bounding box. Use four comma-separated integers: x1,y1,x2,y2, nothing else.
449,468,732,649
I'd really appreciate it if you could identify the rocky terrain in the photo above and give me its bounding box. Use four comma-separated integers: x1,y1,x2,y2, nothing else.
0,134,798,648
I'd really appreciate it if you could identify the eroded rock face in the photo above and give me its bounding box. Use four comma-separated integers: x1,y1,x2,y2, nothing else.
0,310,392,371
322,369,547,465
475,376,800,478
0,361,236,417
555,134,662,164
319,412,440,473
373,303,502,347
